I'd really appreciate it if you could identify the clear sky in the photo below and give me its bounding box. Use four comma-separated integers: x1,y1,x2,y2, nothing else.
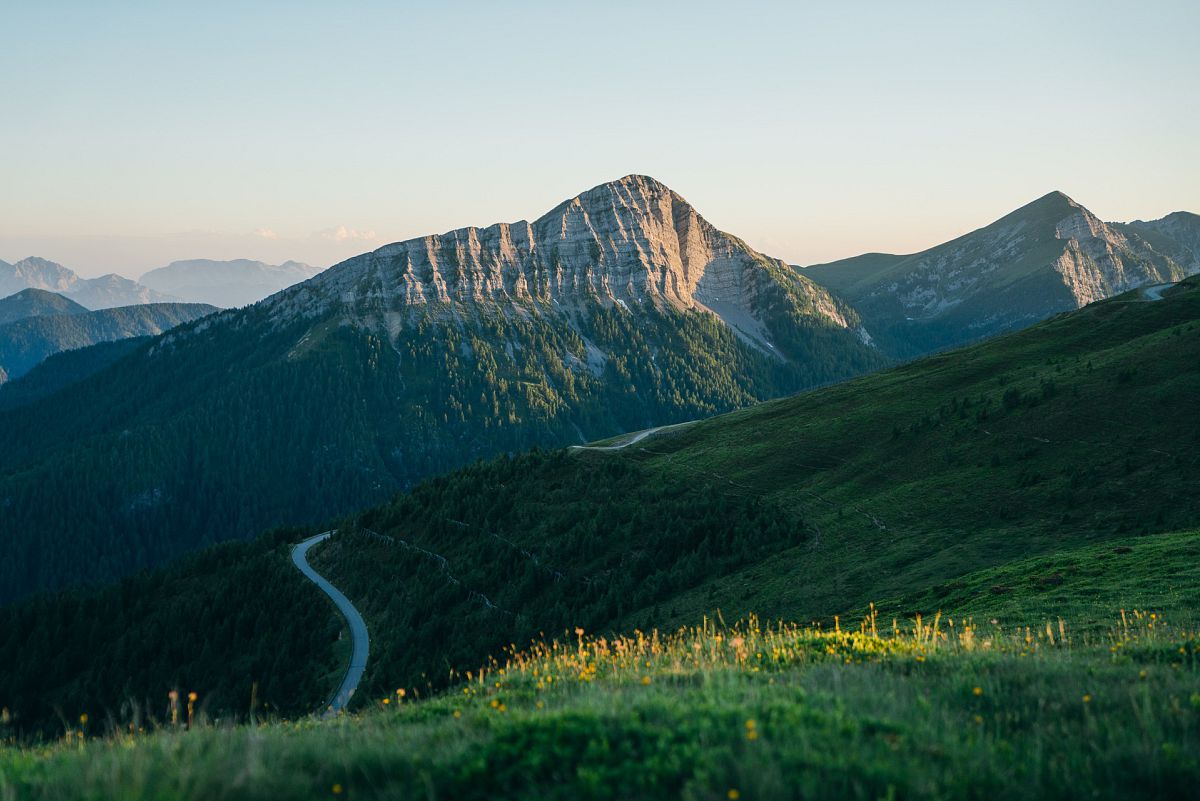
2,0,1197,277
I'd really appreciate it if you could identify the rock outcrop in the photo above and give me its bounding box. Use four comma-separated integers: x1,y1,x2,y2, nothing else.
265,175,860,351
801,191,1198,357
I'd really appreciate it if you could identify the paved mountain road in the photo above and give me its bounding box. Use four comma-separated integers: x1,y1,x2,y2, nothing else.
568,420,696,452
1143,283,1173,301
291,531,369,715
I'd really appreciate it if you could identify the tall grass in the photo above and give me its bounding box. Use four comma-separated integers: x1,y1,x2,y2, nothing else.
3,610,1198,800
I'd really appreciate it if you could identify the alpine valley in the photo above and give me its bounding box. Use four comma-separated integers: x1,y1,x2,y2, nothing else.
0,176,886,603
2,174,1199,801
3,178,1198,607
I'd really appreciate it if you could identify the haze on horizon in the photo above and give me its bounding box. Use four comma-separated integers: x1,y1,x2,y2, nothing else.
2,0,1197,278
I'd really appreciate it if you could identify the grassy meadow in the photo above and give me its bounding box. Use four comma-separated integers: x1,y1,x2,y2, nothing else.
3,608,1199,801
2,281,1198,798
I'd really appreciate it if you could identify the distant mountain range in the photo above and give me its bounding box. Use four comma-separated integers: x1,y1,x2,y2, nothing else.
0,257,179,309
801,192,1200,357
1,256,324,311
0,292,216,384
0,176,1196,605
0,288,89,325
5,271,1196,737
0,175,885,602
139,259,324,307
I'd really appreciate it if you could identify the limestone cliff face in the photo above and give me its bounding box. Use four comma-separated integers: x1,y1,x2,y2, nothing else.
265,176,858,348
1050,201,1186,307
800,191,1198,359
1119,212,1200,273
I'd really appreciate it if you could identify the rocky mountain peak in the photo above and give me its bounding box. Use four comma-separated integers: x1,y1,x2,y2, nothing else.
7,257,79,292
268,176,856,347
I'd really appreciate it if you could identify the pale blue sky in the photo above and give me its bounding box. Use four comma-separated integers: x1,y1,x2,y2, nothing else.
2,0,1197,276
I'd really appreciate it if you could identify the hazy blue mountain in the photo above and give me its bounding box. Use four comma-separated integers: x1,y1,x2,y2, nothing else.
140,259,324,307
0,288,88,324
0,257,180,309
0,302,216,384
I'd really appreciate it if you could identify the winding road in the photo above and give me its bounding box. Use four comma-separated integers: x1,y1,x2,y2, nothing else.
569,420,696,452
1142,283,1174,302
291,531,369,715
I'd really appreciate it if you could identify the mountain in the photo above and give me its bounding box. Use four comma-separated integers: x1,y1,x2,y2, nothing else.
3,275,1197,742
301,277,1200,703
0,337,149,411
0,288,88,324
0,257,78,297
0,175,886,603
802,192,1199,357
0,257,180,309
139,259,324,307
66,272,181,309
263,174,871,352
0,303,217,384
1117,211,1200,271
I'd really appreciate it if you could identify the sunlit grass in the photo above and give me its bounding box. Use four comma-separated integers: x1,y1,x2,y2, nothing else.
3,610,1199,800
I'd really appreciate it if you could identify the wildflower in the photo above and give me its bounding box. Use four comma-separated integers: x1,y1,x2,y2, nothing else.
973,714,983,725
641,676,652,685
1082,694,1092,704
79,713,88,725
452,710,462,719
728,791,740,800
1139,670,1148,680
973,687,983,697
332,784,343,795
382,698,390,705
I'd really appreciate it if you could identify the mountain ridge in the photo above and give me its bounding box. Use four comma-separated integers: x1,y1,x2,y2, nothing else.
0,289,89,325
0,302,218,385
0,257,180,309
262,175,867,355
139,258,323,307
800,190,1198,357
0,175,885,603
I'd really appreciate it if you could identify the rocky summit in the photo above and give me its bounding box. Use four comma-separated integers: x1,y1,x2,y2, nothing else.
802,191,1198,357
265,175,866,354
0,176,885,604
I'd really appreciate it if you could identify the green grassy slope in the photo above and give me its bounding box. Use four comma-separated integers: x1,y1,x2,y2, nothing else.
5,617,1198,801
0,293,884,605
0,528,345,739
2,277,1195,754
303,277,1200,703
2,278,1198,800
882,529,1200,631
